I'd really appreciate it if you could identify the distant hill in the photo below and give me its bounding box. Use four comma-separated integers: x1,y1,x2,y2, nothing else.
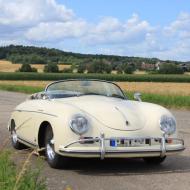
0,45,187,67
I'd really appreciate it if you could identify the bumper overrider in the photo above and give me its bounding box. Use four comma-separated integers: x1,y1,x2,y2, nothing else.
59,133,185,159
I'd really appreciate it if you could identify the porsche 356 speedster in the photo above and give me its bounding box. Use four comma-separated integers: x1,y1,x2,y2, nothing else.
8,80,185,168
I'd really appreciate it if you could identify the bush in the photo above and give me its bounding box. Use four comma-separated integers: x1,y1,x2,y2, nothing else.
104,64,112,74
62,68,73,73
44,63,59,73
115,65,123,74
77,64,86,73
18,63,37,72
123,64,135,74
87,60,112,74
158,63,184,74
29,55,47,64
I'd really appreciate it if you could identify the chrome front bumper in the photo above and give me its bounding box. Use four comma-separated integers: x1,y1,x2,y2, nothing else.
59,134,185,159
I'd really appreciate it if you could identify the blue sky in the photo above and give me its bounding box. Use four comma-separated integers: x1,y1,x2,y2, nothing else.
0,0,190,61
59,0,190,25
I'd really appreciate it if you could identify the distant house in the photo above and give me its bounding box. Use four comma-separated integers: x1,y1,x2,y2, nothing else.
141,62,155,70
179,63,190,72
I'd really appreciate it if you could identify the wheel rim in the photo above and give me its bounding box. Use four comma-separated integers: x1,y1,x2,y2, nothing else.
47,141,55,160
12,130,18,144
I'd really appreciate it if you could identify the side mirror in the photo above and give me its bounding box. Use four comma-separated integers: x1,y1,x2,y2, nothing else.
134,92,142,102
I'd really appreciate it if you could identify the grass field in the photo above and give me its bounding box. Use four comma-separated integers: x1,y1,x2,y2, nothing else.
0,83,189,109
0,60,70,73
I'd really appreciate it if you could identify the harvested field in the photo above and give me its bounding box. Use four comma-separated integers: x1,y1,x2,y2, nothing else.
0,80,190,96
0,80,49,87
117,82,190,96
0,60,71,72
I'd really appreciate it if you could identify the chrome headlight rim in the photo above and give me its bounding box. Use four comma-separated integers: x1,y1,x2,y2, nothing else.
159,115,176,135
69,114,89,135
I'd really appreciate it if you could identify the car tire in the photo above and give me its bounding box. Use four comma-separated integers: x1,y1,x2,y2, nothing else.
143,156,166,165
10,120,26,150
45,125,68,169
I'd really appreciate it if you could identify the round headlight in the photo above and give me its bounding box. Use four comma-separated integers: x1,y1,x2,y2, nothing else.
70,115,89,135
160,115,176,135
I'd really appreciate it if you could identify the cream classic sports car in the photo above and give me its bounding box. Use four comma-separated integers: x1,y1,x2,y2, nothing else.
8,79,185,168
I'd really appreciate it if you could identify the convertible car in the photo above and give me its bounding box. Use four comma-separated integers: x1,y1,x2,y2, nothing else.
8,79,185,168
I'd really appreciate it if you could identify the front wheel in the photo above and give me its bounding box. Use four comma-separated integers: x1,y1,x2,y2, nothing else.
143,156,166,165
45,126,68,169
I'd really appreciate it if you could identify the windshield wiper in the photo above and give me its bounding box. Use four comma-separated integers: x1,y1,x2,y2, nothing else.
78,93,107,97
109,94,125,99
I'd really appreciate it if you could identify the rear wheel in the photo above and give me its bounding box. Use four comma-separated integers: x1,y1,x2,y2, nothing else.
10,120,26,150
143,156,166,165
45,126,68,169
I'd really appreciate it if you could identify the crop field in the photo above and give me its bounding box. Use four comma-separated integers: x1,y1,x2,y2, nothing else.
118,82,190,96
0,72,190,82
0,60,70,72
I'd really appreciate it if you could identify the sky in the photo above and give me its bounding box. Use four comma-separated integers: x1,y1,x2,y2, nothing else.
0,0,190,61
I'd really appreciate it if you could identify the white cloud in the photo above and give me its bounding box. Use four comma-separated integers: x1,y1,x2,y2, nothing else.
164,12,190,37
92,12,190,61
26,20,87,42
0,0,74,26
93,17,121,33
82,14,154,45
0,0,189,61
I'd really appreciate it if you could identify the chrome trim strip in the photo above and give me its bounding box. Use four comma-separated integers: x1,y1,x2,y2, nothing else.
18,136,38,147
64,138,100,148
15,117,32,131
15,109,58,117
59,147,185,154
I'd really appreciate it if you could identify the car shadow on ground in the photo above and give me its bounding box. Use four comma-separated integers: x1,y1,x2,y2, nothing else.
63,155,190,176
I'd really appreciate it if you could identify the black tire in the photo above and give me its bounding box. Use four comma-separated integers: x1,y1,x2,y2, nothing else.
45,125,68,169
10,120,26,150
143,156,166,165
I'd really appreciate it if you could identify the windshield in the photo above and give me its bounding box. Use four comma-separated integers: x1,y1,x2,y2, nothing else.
45,80,125,99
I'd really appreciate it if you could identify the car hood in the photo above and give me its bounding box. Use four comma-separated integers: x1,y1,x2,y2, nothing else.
56,95,147,131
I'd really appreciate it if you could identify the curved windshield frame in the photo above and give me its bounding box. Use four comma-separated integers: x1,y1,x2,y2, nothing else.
45,80,126,99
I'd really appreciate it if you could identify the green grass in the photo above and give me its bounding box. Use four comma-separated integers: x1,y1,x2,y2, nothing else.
0,84,43,94
0,72,190,82
127,92,190,109
0,150,46,190
0,84,189,109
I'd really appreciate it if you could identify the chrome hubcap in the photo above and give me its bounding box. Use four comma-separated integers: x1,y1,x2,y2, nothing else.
12,130,18,144
47,140,55,160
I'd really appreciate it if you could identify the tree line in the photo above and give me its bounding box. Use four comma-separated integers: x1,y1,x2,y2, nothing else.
0,45,189,74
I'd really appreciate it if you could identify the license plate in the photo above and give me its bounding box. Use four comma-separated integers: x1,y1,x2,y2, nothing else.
110,139,145,147
110,139,117,147
130,139,145,146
